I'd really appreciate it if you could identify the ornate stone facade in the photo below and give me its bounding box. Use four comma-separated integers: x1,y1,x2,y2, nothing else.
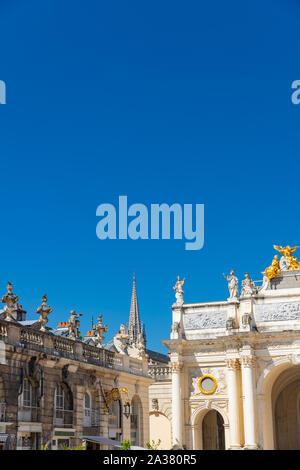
149,255,300,450
0,283,151,450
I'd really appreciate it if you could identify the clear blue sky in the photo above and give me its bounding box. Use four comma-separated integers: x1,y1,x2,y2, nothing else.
0,0,300,353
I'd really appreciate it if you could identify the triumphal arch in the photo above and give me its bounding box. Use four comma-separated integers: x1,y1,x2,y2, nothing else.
151,245,300,449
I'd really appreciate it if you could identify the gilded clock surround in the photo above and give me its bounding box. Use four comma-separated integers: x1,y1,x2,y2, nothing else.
198,375,217,395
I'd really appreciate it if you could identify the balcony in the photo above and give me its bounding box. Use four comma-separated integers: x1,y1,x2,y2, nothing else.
83,409,100,427
18,405,40,423
53,409,74,428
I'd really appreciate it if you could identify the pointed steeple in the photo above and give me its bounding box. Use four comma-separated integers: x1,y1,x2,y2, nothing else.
128,273,142,346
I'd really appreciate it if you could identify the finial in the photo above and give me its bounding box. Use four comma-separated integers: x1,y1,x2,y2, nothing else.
36,294,52,331
1,282,19,321
94,314,108,348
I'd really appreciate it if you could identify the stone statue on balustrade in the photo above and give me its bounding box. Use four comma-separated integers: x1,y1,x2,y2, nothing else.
113,323,129,354
1,282,18,322
173,276,185,306
223,270,239,299
136,332,146,354
128,332,147,359
240,273,256,297
68,310,82,340
36,294,52,331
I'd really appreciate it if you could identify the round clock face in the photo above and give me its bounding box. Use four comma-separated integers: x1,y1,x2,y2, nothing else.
198,375,217,394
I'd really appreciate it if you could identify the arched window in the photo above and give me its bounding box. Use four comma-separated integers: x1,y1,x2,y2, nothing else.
18,377,38,422
130,396,142,446
83,392,92,427
54,383,73,428
108,400,122,429
0,376,5,423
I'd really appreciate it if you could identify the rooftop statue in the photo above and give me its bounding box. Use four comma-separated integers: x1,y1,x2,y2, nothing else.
240,273,256,297
173,275,185,305
265,254,281,280
223,270,238,299
113,323,129,354
36,294,52,331
274,245,300,272
1,282,18,321
68,310,82,340
264,245,300,281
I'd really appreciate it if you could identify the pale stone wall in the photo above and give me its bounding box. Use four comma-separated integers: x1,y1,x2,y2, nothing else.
153,270,300,450
148,380,172,448
149,413,171,449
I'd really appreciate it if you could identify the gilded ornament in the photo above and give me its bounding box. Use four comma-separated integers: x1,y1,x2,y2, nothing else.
198,375,217,395
265,255,281,280
273,245,300,271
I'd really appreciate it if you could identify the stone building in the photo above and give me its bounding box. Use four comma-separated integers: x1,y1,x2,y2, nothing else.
0,281,152,450
148,245,300,450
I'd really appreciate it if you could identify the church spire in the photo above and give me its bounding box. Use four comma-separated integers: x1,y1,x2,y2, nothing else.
128,273,142,346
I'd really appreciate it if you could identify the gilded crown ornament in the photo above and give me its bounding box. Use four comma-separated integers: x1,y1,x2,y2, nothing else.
265,245,300,280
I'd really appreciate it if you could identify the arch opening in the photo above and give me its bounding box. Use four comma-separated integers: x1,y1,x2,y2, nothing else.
272,366,300,450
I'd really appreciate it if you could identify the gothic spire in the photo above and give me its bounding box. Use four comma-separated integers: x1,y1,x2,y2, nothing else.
128,273,142,346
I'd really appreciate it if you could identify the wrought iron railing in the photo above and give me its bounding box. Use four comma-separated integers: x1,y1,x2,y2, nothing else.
83,408,100,427
18,405,40,422
53,408,74,428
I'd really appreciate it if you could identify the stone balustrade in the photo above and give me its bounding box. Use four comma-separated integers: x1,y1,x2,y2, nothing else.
20,329,44,346
148,365,171,380
0,318,146,377
54,337,74,355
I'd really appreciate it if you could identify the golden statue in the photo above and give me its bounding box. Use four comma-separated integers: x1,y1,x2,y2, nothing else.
273,245,300,271
265,255,281,280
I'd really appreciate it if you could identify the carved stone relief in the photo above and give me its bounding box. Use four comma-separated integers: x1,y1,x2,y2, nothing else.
255,302,300,322
190,368,227,396
183,311,226,330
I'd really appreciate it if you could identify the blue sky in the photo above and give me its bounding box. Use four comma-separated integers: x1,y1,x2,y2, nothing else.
0,0,300,353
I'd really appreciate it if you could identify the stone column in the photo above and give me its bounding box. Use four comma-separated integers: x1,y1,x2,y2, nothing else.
241,356,258,449
171,362,183,448
226,358,242,449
